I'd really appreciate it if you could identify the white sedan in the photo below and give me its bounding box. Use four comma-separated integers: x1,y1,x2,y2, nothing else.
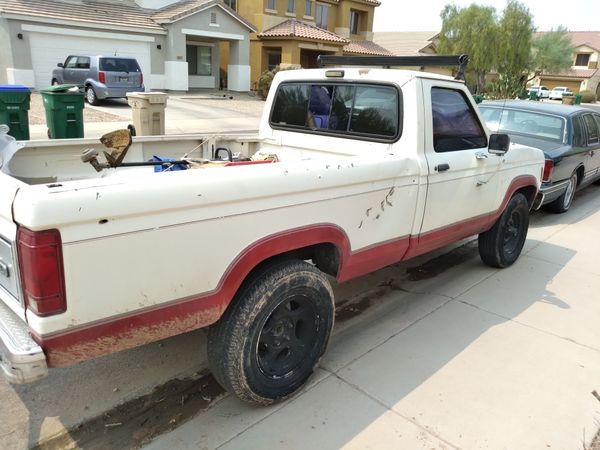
528,86,550,99
549,86,573,100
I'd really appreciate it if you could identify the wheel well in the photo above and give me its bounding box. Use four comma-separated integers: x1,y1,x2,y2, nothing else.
224,243,341,313
576,165,585,186
515,185,538,208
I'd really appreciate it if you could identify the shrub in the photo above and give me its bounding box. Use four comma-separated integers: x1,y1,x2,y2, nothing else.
578,90,597,103
257,65,298,100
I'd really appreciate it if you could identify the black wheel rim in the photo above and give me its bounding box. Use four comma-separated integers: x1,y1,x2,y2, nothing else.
503,210,523,254
256,295,319,380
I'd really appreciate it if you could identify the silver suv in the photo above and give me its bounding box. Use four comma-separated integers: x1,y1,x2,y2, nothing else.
51,55,144,105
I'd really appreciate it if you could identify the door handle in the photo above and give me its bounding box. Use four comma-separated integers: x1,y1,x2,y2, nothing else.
435,163,450,172
475,151,488,159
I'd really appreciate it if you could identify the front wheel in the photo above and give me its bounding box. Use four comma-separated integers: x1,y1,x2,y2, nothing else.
207,260,335,405
478,193,530,268
86,86,100,105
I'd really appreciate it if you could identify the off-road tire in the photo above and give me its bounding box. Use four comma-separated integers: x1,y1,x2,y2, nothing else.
207,260,334,405
86,86,100,105
544,171,578,214
478,193,529,268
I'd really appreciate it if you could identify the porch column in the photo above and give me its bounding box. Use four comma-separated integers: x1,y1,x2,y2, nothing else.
164,29,188,91
227,38,251,92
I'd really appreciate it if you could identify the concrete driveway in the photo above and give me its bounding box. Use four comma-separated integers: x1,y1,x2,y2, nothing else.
28,91,264,140
1,186,599,449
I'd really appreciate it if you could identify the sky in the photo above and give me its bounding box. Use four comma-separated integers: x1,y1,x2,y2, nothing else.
373,0,600,32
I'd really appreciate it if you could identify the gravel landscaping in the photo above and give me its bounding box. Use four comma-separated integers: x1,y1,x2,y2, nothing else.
28,92,123,125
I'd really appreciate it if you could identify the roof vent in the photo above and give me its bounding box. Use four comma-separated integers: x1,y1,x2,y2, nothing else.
211,12,217,24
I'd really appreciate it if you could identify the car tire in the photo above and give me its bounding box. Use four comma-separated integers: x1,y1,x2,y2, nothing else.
51,79,59,86
544,172,578,214
478,193,529,268
86,86,100,105
207,259,334,405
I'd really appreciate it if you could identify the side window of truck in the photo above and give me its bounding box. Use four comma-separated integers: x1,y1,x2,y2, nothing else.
270,82,400,140
431,87,487,152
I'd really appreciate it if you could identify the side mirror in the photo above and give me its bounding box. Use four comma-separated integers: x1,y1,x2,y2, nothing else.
57,63,64,68
489,133,510,155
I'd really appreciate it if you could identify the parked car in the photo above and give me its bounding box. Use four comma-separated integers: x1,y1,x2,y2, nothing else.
549,86,573,100
527,86,550,99
479,100,600,213
51,55,144,105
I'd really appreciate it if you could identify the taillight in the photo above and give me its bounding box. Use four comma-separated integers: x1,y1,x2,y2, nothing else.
140,73,144,85
16,227,67,317
542,159,554,182
98,71,106,84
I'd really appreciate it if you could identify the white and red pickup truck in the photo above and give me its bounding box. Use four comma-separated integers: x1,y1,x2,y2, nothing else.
0,56,544,405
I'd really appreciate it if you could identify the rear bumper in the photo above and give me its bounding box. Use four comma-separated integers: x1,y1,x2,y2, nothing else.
96,86,145,100
0,300,47,383
533,179,569,210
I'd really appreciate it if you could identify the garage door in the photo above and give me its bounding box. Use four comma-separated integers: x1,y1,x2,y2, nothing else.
540,78,582,94
29,32,152,91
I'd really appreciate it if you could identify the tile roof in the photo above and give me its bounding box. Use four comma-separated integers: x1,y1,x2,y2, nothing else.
258,19,348,44
152,0,256,31
534,31,600,52
344,40,393,56
373,31,439,56
566,31,600,52
0,0,164,32
543,69,598,79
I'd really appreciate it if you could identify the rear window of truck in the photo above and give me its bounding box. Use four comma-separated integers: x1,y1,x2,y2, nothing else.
99,58,141,73
270,82,401,141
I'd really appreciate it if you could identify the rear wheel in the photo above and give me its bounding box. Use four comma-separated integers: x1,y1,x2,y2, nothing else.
86,86,100,105
478,193,529,268
208,260,334,405
545,172,578,213
51,79,59,86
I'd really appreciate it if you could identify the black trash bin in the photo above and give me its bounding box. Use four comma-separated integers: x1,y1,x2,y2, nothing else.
0,84,31,140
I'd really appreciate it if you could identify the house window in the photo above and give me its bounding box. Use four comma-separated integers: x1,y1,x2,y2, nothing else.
186,45,212,76
316,3,329,29
224,0,236,10
287,0,295,13
268,51,282,71
350,10,360,34
267,0,275,10
305,0,312,16
574,53,590,67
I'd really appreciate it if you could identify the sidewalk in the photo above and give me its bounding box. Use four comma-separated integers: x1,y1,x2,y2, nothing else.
145,187,600,449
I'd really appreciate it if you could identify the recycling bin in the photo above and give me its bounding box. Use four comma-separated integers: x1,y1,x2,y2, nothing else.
0,84,31,140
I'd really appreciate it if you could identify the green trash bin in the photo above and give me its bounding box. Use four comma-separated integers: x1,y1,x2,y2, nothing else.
574,94,582,105
473,94,483,104
529,90,538,101
0,84,31,140
40,84,84,139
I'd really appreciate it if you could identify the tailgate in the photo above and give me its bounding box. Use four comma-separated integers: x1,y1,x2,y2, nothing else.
0,130,25,310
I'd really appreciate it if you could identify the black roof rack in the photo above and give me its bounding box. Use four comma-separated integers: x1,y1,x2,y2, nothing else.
317,54,469,81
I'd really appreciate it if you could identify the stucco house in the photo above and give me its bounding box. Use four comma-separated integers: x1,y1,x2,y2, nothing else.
225,0,392,88
0,0,256,91
533,31,600,97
